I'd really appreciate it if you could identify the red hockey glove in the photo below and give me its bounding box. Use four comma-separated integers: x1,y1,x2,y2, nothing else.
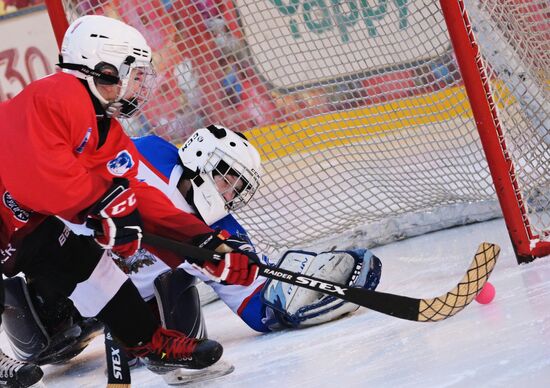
86,178,142,257
201,251,260,286
193,231,260,286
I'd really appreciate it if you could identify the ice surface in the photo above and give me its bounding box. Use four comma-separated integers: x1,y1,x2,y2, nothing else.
2,217,550,387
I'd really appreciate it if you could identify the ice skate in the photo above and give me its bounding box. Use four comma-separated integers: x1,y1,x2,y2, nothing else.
126,327,222,374
0,350,44,388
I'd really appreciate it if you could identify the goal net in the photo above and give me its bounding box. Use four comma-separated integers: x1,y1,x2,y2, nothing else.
46,0,549,261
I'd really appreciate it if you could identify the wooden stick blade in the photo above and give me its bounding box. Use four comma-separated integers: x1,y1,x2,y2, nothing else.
417,242,500,322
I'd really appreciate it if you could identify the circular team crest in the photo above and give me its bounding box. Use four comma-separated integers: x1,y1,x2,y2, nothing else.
107,150,134,176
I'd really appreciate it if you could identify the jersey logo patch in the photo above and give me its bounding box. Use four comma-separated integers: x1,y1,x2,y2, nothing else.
112,249,157,274
2,191,30,223
75,127,92,154
107,150,134,176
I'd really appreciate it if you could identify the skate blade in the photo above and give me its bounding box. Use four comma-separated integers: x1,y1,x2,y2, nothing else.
162,359,234,385
29,380,46,388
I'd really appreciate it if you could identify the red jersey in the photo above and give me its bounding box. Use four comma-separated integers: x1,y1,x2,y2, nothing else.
0,72,212,271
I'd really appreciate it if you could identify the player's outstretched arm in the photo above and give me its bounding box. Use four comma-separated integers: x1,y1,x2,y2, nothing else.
130,179,213,268
143,233,500,322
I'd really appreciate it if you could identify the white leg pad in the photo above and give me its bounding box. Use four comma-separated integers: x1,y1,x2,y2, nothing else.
69,251,127,317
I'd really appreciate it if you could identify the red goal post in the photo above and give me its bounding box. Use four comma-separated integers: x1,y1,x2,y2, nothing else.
441,0,549,261
45,0,550,263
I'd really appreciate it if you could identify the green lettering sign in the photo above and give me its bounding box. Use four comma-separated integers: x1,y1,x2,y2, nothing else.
267,0,410,43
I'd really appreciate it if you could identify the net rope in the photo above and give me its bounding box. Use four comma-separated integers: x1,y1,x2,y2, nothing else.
58,0,549,254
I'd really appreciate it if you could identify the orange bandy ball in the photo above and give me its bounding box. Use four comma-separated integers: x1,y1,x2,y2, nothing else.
475,282,496,304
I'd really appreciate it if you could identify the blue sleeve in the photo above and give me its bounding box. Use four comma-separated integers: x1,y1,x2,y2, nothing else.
238,291,271,333
132,135,180,181
210,214,254,248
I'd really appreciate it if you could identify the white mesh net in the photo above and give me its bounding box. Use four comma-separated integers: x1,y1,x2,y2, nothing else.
55,0,549,255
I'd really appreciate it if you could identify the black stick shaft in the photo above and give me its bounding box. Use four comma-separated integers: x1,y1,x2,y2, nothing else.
142,233,421,320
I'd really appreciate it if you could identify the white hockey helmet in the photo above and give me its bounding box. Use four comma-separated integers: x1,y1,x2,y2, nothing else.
59,15,155,117
179,125,262,225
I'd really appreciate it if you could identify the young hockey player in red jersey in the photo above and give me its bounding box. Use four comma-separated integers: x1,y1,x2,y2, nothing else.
0,14,260,385
2,125,382,386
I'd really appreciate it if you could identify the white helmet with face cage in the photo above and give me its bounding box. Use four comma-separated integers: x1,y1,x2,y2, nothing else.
178,125,262,225
59,15,155,117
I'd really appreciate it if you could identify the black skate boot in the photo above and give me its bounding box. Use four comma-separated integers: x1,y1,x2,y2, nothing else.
0,350,44,388
126,327,223,374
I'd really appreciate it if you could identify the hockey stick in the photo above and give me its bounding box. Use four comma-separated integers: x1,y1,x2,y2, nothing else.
142,233,499,322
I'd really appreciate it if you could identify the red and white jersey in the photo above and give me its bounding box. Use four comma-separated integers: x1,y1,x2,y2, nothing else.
127,137,266,316
0,72,211,274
